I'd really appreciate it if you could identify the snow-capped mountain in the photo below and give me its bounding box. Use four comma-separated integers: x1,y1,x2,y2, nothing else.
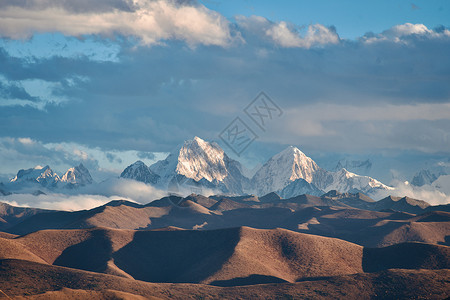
334,159,372,175
8,164,94,190
120,161,159,184
251,146,392,197
251,146,332,195
278,179,324,198
411,169,438,186
149,136,249,194
60,163,93,186
410,165,450,187
10,165,60,187
326,168,393,195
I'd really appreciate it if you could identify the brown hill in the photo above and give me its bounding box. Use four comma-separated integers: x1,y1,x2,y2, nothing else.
0,259,449,299
209,198,252,212
14,288,153,300
0,227,363,284
14,228,135,278
114,227,364,285
0,202,51,231
4,195,450,249
210,194,260,203
0,237,46,264
183,194,218,208
259,192,282,203
293,207,450,247
373,195,430,214
363,242,450,272
321,190,375,210
372,220,450,247
8,201,171,234
1,226,448,287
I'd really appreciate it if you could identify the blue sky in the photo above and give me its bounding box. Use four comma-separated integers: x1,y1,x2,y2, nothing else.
0,0,449,183
203,0,449,38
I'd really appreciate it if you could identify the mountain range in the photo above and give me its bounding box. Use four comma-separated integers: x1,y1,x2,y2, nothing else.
2,137,447,203
118,136,394,198
0,139,449,299
6,163,93,190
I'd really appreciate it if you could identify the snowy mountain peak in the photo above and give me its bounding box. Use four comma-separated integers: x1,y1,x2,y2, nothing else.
326,168,393,194
411,169,439,186
60,163,93,185
252,146,323,195
10,165,60,186
129,160,147,169
176,136,227,182
336,168,354,177
148,137,248,194
120,160,159,184
191,136,210,148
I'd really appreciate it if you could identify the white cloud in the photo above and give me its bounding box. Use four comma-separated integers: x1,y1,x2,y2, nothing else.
0,0,235,47
0,193,114,211
390,23,432,36
82,178,167,203
0,178,168,210
362,23,450,44
18,137,34,145
432,175,450,195
266,22,339,48
235,16,339,48
371,180,450,205
265,21,303,48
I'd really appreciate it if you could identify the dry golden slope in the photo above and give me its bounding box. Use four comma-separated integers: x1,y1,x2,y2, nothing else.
0,226,448,288
202,227,363,285
0,259,448,299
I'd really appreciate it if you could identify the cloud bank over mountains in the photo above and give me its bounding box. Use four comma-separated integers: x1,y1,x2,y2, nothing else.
0,0,449,191
1,136,449,212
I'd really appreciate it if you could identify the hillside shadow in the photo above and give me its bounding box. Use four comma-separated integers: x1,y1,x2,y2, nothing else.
210,274,288,287
53,229,112,273
114,228,241,283
362,243,449,272
438,235,450,246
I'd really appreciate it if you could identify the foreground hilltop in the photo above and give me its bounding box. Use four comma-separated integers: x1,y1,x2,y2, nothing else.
0,225,448,298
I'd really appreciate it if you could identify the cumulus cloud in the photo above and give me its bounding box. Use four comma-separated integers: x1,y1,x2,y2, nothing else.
372,179,450,205
0,0,235,46
81,177,167,203
266,22,339,48
236,16,339,48
0,177,168,210
0,193,114,211
362,23,450,44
